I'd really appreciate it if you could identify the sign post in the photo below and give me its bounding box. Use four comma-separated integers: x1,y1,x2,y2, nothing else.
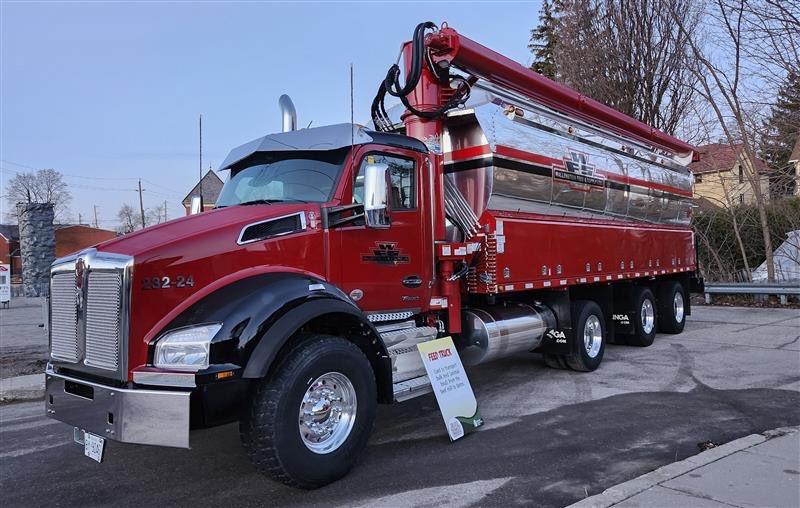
417,336,483,441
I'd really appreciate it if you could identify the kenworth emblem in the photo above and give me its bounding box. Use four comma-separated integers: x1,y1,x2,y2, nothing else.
75,257,85,312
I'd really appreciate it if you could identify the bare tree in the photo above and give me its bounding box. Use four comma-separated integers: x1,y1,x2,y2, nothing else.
146,202,167,226
6,168,72,221
116,204,141,234
670,0,800,281
740,0,800,82
552,0,700,135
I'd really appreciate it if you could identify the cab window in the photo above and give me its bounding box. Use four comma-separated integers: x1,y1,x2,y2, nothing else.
353,154,416,210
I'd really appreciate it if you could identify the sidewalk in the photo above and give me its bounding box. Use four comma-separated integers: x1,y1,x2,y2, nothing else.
0,296,48,387
571,427,800,508
0,373,45,403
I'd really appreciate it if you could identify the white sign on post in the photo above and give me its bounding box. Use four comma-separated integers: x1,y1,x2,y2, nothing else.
0,264,10,306
417,336,483,441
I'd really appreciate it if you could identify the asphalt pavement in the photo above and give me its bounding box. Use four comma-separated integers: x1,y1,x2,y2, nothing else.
1,305,798,507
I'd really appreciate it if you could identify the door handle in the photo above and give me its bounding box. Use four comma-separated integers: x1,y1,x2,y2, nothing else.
402,276,423,288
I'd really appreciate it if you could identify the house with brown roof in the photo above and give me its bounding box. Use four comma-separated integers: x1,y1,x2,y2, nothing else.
182,170,224,214
789,137,800,185
689,143,772,208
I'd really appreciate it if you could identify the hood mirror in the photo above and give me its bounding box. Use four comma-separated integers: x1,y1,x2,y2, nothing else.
362,163,391,229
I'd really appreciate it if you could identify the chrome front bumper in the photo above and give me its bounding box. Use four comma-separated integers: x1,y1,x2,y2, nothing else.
45,364,191,448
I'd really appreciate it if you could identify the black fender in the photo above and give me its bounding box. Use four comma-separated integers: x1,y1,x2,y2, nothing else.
158,272,393,403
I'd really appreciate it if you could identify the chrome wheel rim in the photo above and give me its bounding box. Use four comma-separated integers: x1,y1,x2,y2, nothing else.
674,291,685,323
583,315,603,358
298,372,357,454
641,298,655,334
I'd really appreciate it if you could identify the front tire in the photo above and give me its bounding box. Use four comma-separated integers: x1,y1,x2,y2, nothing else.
240,335,377,488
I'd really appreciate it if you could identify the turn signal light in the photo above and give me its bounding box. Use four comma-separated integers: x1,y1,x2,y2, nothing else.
215,371,234,380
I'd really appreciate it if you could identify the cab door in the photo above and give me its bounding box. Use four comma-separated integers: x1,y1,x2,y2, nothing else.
329,145,433,315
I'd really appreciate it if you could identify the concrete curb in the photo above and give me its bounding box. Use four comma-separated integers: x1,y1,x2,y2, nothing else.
0,373,45,403
568,426,800,508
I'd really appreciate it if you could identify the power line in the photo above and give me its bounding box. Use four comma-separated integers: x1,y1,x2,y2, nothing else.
141,178,183,194
2,166,182,195
140,188,177,197
1,159,140,181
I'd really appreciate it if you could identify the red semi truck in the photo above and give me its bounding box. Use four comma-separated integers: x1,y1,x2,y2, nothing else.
45,22,702,488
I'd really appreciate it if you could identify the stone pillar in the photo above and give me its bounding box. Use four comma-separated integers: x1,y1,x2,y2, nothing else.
17,203,55,297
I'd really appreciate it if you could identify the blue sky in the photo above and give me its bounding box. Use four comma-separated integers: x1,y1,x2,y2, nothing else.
1,1,541,225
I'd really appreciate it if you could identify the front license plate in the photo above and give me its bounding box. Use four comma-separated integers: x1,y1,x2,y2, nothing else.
83,432,105,463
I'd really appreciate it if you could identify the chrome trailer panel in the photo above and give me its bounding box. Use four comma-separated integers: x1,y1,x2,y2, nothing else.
441,86,694,228
45,365,191,448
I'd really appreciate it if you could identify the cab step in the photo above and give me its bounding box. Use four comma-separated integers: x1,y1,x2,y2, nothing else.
392,374,432,402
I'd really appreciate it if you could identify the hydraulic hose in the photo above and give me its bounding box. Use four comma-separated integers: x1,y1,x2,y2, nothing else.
371,21,470,131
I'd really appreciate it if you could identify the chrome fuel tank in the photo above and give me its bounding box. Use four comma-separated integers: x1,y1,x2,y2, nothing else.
459,302,556,366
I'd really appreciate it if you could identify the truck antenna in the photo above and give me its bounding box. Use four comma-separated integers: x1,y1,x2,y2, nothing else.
350,63,355,168
199,114,203,211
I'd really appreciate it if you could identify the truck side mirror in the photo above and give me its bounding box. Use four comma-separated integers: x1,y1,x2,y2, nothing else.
362,163,391,229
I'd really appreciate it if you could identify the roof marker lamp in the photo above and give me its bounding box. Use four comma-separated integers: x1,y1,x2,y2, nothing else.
154,323,222,371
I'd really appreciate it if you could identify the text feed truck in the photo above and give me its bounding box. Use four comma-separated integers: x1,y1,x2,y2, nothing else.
45,22,702,488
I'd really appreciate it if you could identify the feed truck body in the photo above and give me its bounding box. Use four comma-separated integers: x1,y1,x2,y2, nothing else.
44,22,701,487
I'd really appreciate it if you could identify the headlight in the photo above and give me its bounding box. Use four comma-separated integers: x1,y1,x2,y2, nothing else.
153,323,222,371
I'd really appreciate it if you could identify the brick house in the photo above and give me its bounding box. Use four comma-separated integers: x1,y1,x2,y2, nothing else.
182,170,224,214
54,224,117,257
0,225,20,277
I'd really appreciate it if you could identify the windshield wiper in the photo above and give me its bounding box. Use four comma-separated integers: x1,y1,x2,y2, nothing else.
238,198,309,206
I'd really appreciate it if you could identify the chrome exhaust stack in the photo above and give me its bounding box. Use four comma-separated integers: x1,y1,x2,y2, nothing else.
278,94,297,132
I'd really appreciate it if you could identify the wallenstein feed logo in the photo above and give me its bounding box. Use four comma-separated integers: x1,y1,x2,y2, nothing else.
362,242,410,265
552,151,606,190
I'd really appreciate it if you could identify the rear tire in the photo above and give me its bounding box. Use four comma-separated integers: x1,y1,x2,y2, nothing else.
657,281,687,334
626,286,657,347
240,335,377,489
565,300,606,372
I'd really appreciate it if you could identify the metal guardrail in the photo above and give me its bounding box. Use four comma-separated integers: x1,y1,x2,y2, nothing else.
704,282,800,305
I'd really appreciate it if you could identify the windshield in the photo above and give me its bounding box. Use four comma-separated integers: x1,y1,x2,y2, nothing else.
216,150,348,206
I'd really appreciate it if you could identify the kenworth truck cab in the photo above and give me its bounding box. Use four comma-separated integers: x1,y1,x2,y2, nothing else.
46,22,701,488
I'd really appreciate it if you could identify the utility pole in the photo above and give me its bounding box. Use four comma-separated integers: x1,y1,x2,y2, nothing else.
78,213,82,225
163,200,168,222
93,205,99,228
138,179,146,229
199,114,203,211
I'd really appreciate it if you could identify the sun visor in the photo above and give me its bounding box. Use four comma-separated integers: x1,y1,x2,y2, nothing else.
219,123,373,170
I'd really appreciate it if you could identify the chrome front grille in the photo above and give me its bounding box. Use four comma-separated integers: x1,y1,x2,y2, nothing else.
84,271,123,370
49,249,132,380
50,273,79,362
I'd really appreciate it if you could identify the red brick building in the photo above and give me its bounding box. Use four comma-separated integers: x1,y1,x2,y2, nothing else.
0,225,21,278
54,225,117,257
